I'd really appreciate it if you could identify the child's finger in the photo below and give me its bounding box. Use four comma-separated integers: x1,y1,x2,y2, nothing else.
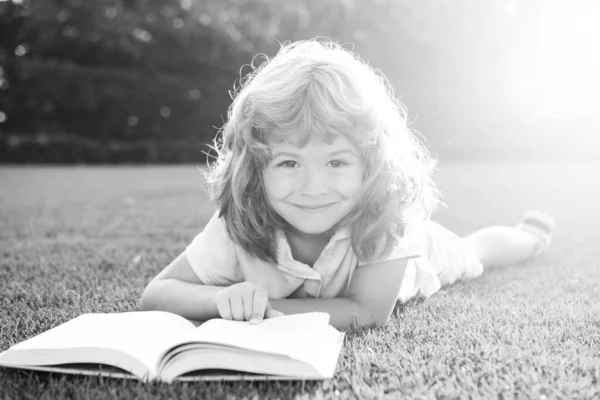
264,302,284,319
250,289,269,324
229,296,245,321
216,298,233,320
242,290,255,321
215,289,233,320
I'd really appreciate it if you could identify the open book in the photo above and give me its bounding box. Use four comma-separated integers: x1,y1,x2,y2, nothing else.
0,311,344,382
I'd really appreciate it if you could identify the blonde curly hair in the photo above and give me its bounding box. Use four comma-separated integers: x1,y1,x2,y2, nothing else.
206,38,441,264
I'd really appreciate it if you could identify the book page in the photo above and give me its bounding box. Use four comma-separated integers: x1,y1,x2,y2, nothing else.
163,313,341,365
7,311,195,375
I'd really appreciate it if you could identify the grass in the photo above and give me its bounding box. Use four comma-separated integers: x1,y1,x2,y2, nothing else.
1,161,599,399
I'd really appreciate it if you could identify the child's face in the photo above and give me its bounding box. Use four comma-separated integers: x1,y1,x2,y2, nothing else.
262,133,364,236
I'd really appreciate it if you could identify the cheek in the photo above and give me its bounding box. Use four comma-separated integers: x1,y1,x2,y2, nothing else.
263,170,294,200
335,169,364,196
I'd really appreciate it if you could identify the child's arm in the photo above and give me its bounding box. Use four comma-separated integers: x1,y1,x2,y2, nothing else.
140,252,408,329
139,253,282,322
270,258,409,329
139,252,222,321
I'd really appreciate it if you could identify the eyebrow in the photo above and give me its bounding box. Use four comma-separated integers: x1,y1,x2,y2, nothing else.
271,149,357,159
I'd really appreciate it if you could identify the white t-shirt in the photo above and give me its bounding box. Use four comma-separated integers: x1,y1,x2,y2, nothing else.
185,211,424,301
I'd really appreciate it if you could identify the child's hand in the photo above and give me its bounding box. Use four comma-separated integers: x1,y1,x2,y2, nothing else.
215,282,284,324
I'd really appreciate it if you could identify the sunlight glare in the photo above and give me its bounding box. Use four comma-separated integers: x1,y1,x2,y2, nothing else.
508,2,600,118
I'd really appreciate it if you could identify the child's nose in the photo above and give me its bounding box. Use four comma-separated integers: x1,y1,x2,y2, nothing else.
299,167,328,196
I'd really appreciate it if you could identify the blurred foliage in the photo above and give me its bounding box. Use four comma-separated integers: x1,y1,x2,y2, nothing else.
1,0,245,162
1,0,594,162
0,0,458,163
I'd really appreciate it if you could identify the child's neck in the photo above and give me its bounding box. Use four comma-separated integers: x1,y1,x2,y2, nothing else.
284,229,333,267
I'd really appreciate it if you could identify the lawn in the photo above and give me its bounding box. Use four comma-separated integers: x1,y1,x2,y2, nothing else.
1,162,599,399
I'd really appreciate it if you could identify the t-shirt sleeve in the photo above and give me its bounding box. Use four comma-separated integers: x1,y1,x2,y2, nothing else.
185,211,241,285
357,231,423,267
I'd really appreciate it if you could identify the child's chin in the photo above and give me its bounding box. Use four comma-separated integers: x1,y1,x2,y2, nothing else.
283,213,346,236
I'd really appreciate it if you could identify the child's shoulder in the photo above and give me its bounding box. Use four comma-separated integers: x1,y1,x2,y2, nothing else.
194,210,230,241
204,209,226,228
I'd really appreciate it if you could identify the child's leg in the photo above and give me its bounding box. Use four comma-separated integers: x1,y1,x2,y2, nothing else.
463,211,555,268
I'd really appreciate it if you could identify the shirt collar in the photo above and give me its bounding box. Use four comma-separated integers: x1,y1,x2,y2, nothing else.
274,224,351,280
331,225,351,241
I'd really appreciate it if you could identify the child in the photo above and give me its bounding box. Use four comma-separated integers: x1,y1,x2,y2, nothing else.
139,39,555,329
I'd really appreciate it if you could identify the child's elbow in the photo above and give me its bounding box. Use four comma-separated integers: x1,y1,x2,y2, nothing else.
358,304,395,328
371,310,394,327
138,282,159,311
138,295,152,312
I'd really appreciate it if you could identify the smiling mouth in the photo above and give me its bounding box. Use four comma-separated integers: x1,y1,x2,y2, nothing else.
293,203,336,211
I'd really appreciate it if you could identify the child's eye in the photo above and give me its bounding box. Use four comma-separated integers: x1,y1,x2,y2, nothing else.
278,160,298,168
329,160,347,168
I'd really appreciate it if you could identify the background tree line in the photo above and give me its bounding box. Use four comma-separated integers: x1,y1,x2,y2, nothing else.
1,0,597,163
